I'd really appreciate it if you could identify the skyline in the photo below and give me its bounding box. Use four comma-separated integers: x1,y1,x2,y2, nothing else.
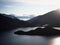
0,0,60,16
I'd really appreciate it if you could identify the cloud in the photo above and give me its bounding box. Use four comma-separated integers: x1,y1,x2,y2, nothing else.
1,0,60,5
0,0,60,16
1,0,60,8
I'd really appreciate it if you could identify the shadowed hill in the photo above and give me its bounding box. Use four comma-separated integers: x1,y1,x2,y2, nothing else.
28,9,60,27
1,9,60,31
0,13,29,31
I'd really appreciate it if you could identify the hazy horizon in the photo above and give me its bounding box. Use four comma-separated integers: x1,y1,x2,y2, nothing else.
0,0,60,16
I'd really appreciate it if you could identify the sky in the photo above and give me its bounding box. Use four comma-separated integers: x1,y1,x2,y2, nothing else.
0,0,60,16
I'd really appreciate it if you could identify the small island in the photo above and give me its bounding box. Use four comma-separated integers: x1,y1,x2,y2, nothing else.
15,25,60,36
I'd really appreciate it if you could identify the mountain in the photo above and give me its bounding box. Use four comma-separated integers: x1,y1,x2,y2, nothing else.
15,25,60,36
0,13,29,31
28,9,60,27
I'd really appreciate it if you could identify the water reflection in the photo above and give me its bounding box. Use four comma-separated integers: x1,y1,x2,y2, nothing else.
0,28,47,45
49,37,60,45
0,27,60,45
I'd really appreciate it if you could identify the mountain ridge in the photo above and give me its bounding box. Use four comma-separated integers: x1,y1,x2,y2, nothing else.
28,9,60,27
0,13,29,31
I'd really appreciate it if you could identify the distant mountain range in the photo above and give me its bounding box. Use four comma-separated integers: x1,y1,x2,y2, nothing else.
17,15,35,21
0,9,60,31
17,15,35,18
28,10,60,27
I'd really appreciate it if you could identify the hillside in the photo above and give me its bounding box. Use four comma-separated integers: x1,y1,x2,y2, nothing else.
0,13,29,31
28,9,60,27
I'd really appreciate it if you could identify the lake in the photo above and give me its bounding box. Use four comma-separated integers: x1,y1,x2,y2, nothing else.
0,27,60,45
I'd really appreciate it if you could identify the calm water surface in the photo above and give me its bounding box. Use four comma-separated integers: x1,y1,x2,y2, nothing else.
0,27,59,45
